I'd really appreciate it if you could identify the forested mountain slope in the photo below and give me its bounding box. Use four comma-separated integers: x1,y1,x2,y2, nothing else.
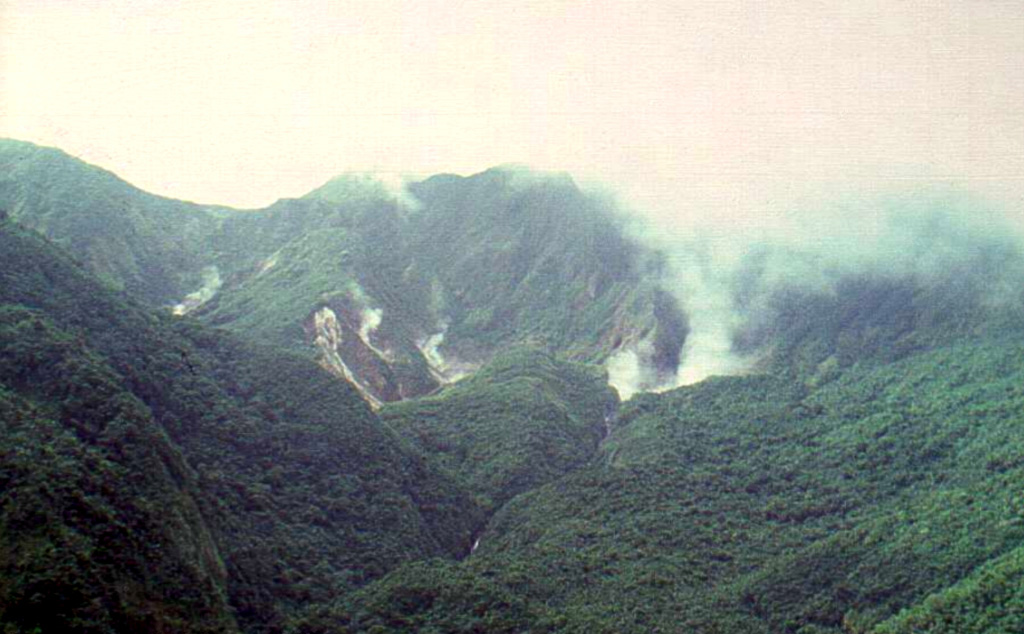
1,141,687,405
4,139,1024,634
730,213,1024,375
0,221,483,633
381,348,616,513
398,169,686,373
0,139,226,305
200,167,686,404
293,269,1024,633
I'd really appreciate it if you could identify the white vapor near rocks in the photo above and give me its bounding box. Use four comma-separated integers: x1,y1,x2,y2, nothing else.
416,324,473,385
172,266,222,316
604,345,647,401
357,307,393,362
603,181,1024,399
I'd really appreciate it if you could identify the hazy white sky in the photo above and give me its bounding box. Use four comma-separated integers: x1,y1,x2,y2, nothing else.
2,0,1022,227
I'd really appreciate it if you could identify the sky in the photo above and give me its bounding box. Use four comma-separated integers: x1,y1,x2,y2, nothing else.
2,0,1023,230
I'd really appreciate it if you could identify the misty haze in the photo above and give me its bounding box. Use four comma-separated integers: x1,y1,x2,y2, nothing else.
1,1,1023,633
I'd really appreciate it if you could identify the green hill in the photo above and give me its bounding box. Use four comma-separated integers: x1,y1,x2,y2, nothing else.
1,141,687,406
290,257,1024,632
292,335,1024,633
0,139,225,305
4,140,1024,634
201,167,687,404
732,212,1024,376
875,544,1024,634
0,221,482,634
400,168,686,372
381,347,617,513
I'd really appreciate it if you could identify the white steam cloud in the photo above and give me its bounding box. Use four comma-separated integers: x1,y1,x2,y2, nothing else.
374,172,425,213
357,306,394,362
605,344,647,401
605,183,1024,397
669,247,750,386
172,266,222,316
417,324,473,385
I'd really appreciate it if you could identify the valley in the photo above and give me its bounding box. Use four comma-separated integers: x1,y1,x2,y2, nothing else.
1,139,1023,633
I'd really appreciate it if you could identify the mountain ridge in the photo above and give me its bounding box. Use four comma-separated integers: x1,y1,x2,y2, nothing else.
3,140,1024,633
1,138,689,405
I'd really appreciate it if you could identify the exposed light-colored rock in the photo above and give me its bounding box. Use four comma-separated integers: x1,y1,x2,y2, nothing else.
313,306,382,409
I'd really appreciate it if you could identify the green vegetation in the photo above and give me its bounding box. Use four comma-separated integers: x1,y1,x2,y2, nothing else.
733,226,1024,376
294,335,1024,633
382,348,616,512
200,227,358,348
2,140,687,403
402,169,686,369
3,141,1024,634
0,223,482,633
876,544,1024,634
0,138,225,305
0,311,237,634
